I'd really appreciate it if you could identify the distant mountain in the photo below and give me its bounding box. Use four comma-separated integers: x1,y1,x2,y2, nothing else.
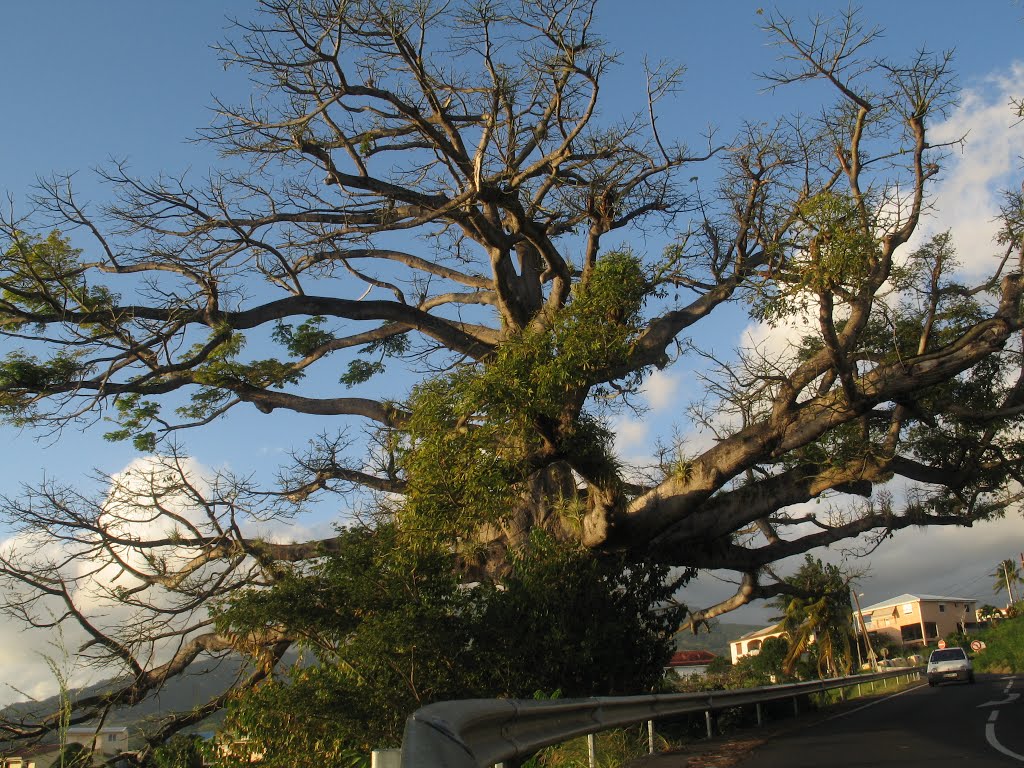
2,626,763,738
674,621,766,658
1,654,251,734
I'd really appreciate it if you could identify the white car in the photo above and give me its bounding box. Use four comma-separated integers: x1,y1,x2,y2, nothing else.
926,647,974,686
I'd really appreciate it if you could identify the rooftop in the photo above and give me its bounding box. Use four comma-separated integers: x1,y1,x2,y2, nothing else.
860,593,977,612
667,650,716,667
735,622,785,641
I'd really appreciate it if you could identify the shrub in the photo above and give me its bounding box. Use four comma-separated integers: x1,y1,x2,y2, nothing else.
973,614,1024,673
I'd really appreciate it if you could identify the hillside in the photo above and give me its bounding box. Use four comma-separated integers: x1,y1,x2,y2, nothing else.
675,622,766,658
2,625,763,737
0,655,251,733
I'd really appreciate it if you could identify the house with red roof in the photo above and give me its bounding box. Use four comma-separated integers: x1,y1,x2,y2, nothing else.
665,650,717,677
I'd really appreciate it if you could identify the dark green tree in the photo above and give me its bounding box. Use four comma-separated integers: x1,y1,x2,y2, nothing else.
148,735,203,768
209,526,683,762
736,635,792,685
771,556,854,678
0,0,1021,753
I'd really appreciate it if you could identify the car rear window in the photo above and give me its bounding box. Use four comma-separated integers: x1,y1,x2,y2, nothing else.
930,649,967,662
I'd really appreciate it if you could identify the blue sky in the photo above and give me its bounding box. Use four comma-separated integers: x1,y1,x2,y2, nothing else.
0,3,1023,695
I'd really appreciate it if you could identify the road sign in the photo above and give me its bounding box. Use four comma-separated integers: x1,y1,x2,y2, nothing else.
937,639,946,649
971,640,982,651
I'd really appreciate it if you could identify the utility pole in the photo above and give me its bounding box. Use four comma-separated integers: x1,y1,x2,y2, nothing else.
851,590,878,672
1004,561,1017,605
851,589,864,671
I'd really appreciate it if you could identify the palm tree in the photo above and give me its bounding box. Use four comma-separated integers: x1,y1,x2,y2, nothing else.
991,559,1022,605
771,556,854,678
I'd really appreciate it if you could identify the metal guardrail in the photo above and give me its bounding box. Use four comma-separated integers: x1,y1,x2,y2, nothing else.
400,667,923,768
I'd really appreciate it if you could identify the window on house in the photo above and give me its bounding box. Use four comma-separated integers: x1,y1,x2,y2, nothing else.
903,603,913,614
939,604,945,612
901,624,924,642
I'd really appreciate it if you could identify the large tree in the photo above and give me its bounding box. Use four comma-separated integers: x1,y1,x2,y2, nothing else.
1,0,1023,757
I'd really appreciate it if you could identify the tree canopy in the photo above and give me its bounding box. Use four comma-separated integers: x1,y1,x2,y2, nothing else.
0,0,1022,758
770,555,854,677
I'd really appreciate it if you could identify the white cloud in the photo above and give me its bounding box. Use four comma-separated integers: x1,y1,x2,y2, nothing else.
642,369,682,412
612,416,649,455
736,62,1024,361
914,62,1024,275
0,455,320,708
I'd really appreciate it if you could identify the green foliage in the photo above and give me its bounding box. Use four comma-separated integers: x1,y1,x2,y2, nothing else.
776,233,1017,520
58,742,90,768
991,559,1022,602
340,359,386,387
1,231,117,322
973,611,1024,674
104,392,161,449
978,604,1003,621
213,526,683,763
530,726,664,768
272,316,410,388
771,556,853,678
469,531,686,696
0,231,116,422
148,735,204,768
795,191,877,288
397,251,648,539
272,316,334,357
736,635,792,684
754,191,878,323
0,350,87,424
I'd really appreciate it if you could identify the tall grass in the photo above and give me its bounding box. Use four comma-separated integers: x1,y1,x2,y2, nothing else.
973,612,1024,674
528,725,666,768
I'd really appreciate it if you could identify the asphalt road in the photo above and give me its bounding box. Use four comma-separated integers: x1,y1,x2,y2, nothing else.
735,673,1024,767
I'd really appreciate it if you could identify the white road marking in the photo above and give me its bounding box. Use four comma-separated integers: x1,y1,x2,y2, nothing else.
984,678,1024,761
986,721,1024,762
977,693,1020,707
822,682,923,722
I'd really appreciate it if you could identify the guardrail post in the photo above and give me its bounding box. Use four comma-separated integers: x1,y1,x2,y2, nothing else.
588,733,596,768
856,683,862,697
705,710,713,739
755,702,763,726
372,749,402,768
792,696,799,717
647,720,655,754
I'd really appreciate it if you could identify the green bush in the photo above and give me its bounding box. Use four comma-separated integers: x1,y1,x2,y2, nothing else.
211,526,684,765
973,613,1024,673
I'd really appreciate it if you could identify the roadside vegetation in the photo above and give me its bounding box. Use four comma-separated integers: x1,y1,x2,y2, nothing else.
971,607,1024,674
